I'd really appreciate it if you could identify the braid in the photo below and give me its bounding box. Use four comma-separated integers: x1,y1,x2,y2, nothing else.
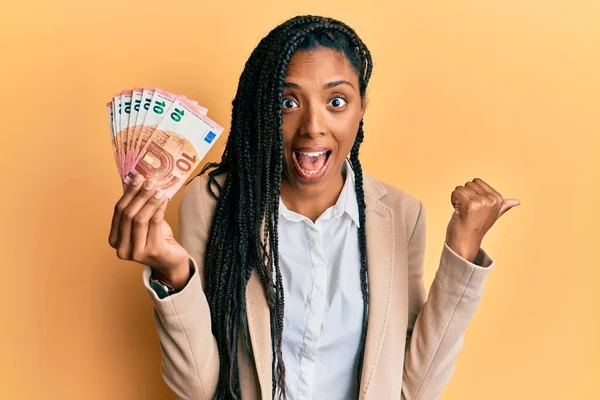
349,121,370,391
194,15,374,399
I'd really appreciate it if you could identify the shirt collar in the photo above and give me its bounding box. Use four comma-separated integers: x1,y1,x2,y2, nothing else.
279,159,360,227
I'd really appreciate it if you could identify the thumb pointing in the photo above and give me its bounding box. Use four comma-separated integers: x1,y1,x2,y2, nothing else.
499,198,520,217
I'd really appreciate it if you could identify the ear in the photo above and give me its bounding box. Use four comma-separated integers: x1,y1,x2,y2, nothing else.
360,96,368,119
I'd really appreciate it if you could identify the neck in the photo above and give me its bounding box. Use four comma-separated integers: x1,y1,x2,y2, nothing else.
280,167,346,223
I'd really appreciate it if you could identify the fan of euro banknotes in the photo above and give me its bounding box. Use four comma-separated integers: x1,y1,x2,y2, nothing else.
106,88,224,199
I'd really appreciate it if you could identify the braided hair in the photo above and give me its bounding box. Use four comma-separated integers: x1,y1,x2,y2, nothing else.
197,15,373,399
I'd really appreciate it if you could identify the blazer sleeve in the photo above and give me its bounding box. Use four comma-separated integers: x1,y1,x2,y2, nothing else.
401,200,494,400
142,177,219,400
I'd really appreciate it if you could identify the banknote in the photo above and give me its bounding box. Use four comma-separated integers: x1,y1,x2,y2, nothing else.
107,88,221,198
132,88,179,171
126,88,143,172
106,102,118,173
112,94,123,177
130,88,155,173
123,97,223,199
118,90,133,177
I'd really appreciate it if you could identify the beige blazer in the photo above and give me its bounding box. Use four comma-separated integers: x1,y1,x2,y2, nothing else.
142,172,495,400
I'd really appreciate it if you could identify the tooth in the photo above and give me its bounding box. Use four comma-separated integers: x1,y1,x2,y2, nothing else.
300,151,326,157
304,169,319,174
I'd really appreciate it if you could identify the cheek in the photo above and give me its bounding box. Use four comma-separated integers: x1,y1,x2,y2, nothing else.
334,131,358,156
331,115,360,154
281,114,297,145
281,117,295,165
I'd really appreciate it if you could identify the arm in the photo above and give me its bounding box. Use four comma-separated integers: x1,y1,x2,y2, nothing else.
402,201,494,400
142,178,219,400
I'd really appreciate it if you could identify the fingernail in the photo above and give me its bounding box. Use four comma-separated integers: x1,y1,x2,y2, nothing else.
153,188,164,199
144,180,155,190
132,174,143,185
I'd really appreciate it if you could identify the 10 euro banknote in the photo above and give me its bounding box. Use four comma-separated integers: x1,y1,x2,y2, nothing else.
106,88,223,199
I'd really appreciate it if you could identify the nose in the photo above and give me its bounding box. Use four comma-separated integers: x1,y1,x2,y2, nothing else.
299,103,326,138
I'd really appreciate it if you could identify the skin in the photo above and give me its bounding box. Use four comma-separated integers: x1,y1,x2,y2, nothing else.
279,47,366,222
445,179,520,262
108,48,521,287
108,176,190,286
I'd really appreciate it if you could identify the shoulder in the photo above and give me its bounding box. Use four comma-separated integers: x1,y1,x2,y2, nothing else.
362,172,426,243
183,172,227,200
179,172,227,222
363,172,423,217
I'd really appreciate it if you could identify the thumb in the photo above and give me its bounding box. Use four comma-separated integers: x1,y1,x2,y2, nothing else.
499,198,520,217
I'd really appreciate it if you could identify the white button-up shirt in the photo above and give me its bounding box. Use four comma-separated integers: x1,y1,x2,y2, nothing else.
275,159,363,400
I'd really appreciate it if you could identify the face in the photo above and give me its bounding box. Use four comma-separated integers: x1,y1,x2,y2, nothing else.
280,46,365,198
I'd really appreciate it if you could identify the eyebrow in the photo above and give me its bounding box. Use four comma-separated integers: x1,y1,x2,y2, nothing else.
284,80,355,90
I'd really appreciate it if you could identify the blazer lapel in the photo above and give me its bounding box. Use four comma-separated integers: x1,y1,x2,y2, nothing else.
359,174,395,398
244,218,275,398
245,267,273,399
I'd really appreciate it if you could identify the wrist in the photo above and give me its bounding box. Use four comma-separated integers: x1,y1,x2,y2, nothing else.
445,240,481,263
151,260,192,289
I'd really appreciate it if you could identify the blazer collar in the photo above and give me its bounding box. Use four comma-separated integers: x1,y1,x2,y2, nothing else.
363,172,388,205
246,173,395,398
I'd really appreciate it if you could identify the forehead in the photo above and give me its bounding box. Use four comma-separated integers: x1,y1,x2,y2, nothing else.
285,47,358,86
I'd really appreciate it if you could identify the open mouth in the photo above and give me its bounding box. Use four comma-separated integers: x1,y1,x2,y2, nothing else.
292,149,332,181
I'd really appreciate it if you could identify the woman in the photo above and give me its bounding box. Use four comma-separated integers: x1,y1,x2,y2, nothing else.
109,15,519,400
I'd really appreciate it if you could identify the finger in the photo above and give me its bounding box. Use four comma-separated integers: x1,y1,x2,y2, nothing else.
466,181,502,209
131,188,166,261
147,194,169,251
465,181,486,196
499,198,521,217
456,185,479,200
117,179,159,259
473,178,517,213
451,187,473,207
472,178,503,199
109,173,145,248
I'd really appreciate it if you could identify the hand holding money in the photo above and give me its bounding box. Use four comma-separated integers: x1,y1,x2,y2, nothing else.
106,88,222,283
109,174,190,286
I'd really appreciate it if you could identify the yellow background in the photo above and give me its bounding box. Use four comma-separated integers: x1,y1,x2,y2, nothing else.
1,0,598,398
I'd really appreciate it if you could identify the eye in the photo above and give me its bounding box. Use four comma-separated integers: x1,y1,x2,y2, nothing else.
282,98,298,109
328,97,347,108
